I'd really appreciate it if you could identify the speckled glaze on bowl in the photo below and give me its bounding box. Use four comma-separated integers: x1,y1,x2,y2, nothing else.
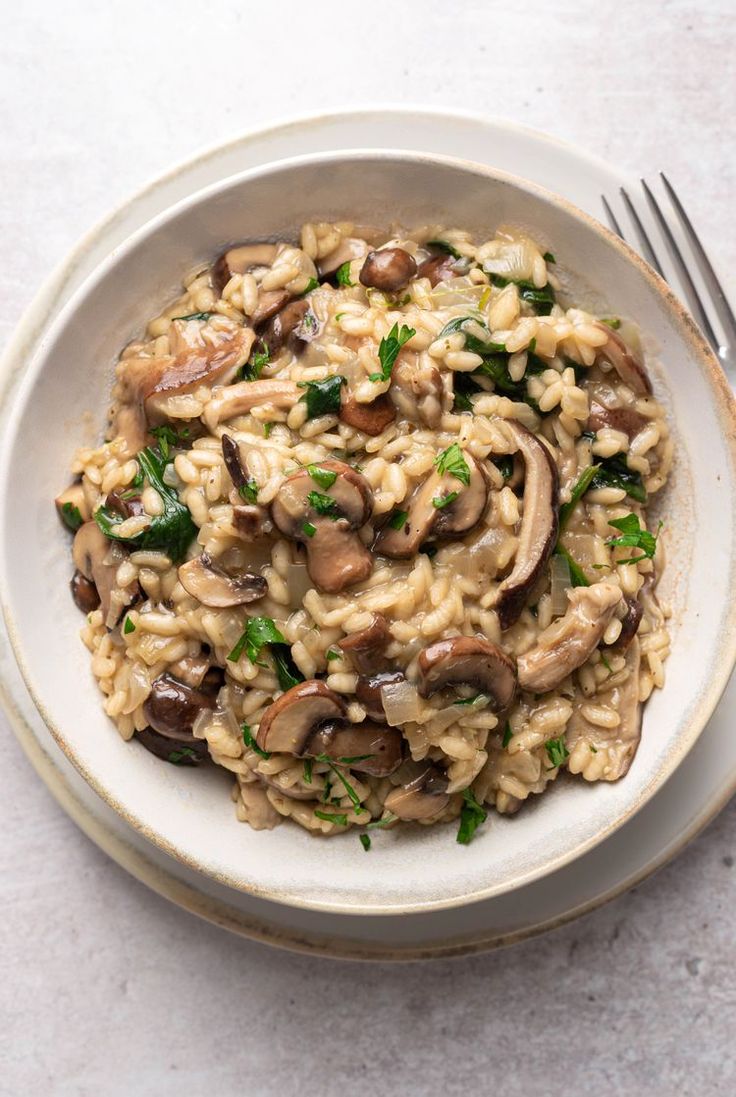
1,151,734,915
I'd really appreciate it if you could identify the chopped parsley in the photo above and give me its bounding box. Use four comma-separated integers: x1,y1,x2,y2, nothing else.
365,813,397,830
303,758,313,783
601,317,622,330
434,442,470,486
123,616,136,635
239,478,259,504
553,546,589,588
432,491,459,509
301,277,319,295
438,315,506,355
168,746,198,764
150,424,189,460
589,455,647,503
315,754,366,815
243,344,270,381
271,645,304,691
558,465,601,530
490,275,556,316
388,509,409,530
545,737,570,769
453,693,487,708
456,788,488,845
307,464,337,490
335,261,354,287
368,322,415,382
453,389,474,413
600,653,613,673
94,445,196,563
314,810,348,826
59,500,84,532
242,723,270,759
359,833,371,851
297,374,346,418
606,514,662,565
326,649,341,662
263,422,273,438
502,722,513,749
302,521,316,538
306,490,340,518
227,617,304,691
173,311,213,322
543,251,556,264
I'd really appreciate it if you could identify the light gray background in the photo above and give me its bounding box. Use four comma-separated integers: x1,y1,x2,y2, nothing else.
2,1,734,1094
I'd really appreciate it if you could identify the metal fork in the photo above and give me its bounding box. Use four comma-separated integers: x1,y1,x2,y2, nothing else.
602,174,735,377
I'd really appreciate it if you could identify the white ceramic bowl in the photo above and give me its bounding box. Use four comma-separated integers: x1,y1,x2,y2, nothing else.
2,151,735,915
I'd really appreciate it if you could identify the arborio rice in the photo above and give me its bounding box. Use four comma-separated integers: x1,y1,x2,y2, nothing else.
57,220,671,847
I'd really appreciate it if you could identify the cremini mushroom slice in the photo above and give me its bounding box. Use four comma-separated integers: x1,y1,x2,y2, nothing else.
143,672,219,740
270,460,374,594
375,452,488,559
354,671,407,721
339,391,396,435
566,638,642,779
115,317,254,452
178,551,266,608
610,594,643,650
417,251,460,286
418,636,517,712
359,247,418,293
72,521,124,623
308,719,404,777
317,237,369,279
212,242,278,295
390,352,444,428
70,570,100,614
495,421,560,630
257,680,348,755
517,581,623,693
258,297,320,357
203,379,300,430
136,726,210,766
384,761,450,821
595,324,652,396
339,613,391,674
587,399,649,439
221,434,249,494
252,289,292,328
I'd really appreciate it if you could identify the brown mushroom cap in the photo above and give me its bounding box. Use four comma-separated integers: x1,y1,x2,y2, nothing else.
517,581,622,693
587,399,649,439
355,671,406,721
375,451,488,559
72,521,120,622
595,325,652,396
252,289,292,328
339,391,396,436
212,243,278,295
339,613,391,674
142,672,218,740
495,422,560,630
270,460,374,594
136,726,210,766
317,237,370,279
258,298,319,357
308,719,404,777
70,570,100,614
418,636,517,711
384,761,450,821
417,252,460,286
178,551,266,608
257,680,348,755
359,247,418,293
609,594,643,650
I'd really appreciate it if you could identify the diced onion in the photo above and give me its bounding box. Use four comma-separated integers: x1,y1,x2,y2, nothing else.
549,554,571,617
380,678,422,726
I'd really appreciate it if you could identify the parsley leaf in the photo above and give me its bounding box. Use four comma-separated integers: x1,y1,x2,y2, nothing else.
297,375,346,418
239,478,259,504
606,514,662,565
263,422,273,438
432,491,459,509
59,500,84,532
601,317,621,330
301,277,319,295
307,490,340,518
326,649,340,662
502,722,513,748
307,464,337,490
558,465,600,530
453,693,487,708
242,344,270,381
123,617,136,635
271,645,304,691
438,315,506,355
302,521,316,538
434,442,470,486
359,833,371,851
365,813,397,831
543,251,556,264
368,322,415,382
173,311,213,322
335,261,354,287
242,723,270,759
315,754,366,815
168,746,198,764
553,546,589,588
94,446,196,563
456,788,488,845
314,810,348,826
490,275,556,316
590,456,647,503
150,424,189,461
388,509,409,530
228,615,286,664
303,758,313,783
545,737,569,769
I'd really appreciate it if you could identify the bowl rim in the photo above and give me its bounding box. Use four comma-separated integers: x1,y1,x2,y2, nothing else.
2,146,735,916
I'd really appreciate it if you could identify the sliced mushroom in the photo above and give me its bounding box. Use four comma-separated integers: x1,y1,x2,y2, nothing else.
610,594,643,650
384,761,450,821
203,379,300,429
55,483,90,530
115,318,253,452
258,681,347,755
417,252,460,286
495,422,560,630
566,638,642,780
70,570,100,614
317,237,370,279
517,581,623,693
339,391,396,435
418,636,517,711
178,551,266,607
359,247,417,293
221,433,248,492
168,653,213,689
355,671,406,721
232,504,272,541
375,452,488,559
103,490,145,519
339,613,391,674
136,726,210,766
252,289,292,328
390,352,444,428
143,672,218,740
212,243,278,295
270,460,374,594
595,325,652,396
72,521,121,622
587,399,649,439
308,719,404,777
258,297,320,357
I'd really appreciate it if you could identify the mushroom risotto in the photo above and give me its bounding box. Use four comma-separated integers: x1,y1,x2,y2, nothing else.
57,222,671,846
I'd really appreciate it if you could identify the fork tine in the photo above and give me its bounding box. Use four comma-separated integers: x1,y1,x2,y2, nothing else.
619,186,666,279
640,178,719,350
660,172,736,346
601,196,625,239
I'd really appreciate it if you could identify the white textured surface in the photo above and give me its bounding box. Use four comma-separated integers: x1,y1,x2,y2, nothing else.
1,2,735,1094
